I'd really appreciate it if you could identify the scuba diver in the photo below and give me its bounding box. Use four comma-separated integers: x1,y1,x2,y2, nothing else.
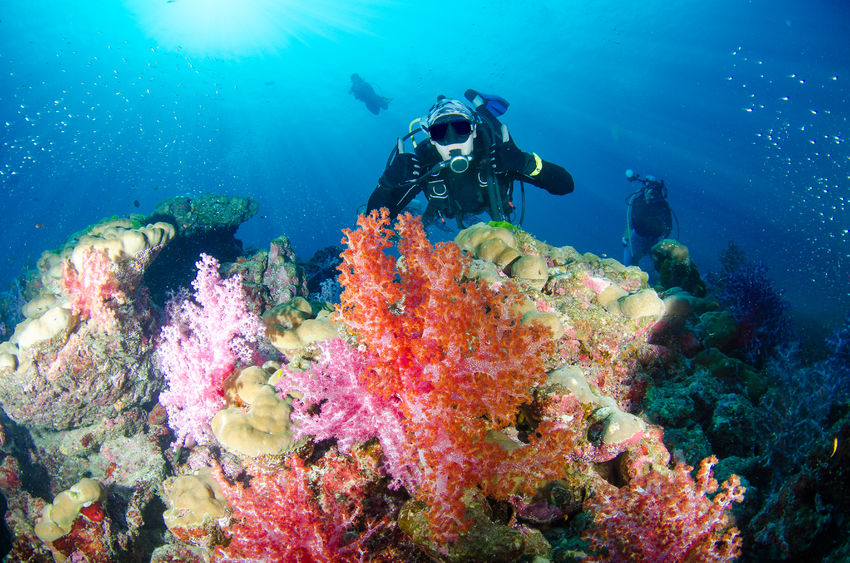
366,89,574,233
350,74,390,115
622,169,677,267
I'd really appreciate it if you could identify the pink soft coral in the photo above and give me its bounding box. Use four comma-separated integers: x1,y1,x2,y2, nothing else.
582,455,745,562
277,338,418,492
61,248,124,328
156,253,264,446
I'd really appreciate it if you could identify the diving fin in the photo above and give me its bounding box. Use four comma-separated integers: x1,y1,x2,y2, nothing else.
464,88,509,117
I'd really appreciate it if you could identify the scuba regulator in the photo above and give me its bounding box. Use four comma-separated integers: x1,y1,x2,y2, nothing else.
430,149,470,174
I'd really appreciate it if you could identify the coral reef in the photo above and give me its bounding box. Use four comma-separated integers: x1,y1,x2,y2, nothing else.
2,204,848,561
0,218,173,430
302,244,345,302
650,238,707,296
143,194,260,304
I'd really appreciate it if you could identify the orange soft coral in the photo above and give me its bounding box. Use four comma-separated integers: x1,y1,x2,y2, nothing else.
338,210,551,425
337,210,570,539
582,455,745,562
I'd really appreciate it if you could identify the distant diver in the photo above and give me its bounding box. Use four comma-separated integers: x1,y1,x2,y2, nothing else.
622,169,678,267
350,74,390,115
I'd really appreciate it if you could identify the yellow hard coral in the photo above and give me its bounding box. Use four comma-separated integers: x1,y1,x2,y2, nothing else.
162,468,226,531
211,366,302,457
69,219,175,269
34,478,103,543
510,255,549,290
264,297,338,351
454,222,517,255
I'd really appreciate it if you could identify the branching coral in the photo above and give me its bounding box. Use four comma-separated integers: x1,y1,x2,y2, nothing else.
334,210,571,539
60,248,124,329
156,253,265,446
710,258,790,366
212,453,388,562
582,455,745,562
278,338,417,491
826,314,850,400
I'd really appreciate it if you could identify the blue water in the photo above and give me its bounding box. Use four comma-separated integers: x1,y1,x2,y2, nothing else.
1,0,848,336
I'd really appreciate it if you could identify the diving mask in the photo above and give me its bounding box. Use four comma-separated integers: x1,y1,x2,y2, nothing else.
428,119,473,144
428,116,476,168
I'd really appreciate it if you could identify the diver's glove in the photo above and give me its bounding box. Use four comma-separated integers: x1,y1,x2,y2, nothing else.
380,139,422,188
489,124,530,175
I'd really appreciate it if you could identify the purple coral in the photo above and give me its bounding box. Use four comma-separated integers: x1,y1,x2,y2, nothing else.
156,253,265,446
713,261,791,366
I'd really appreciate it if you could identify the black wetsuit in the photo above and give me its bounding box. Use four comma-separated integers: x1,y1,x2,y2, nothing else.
367,114,573,226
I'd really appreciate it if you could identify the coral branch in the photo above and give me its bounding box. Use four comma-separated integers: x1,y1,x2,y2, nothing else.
583,455,745,562
156,253,264,446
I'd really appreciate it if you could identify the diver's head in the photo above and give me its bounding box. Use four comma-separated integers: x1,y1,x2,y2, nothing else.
423,97,477,161
644,179,666,201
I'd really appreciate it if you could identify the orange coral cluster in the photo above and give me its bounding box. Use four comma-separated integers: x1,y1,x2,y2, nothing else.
337,210,573,538
583,455,745,562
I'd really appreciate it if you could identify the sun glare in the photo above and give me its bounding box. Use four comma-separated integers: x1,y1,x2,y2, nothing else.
124,0,381,59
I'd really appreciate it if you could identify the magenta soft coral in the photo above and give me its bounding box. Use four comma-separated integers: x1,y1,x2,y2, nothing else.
277,338,419,492
582,455,746,562
156,253,265,446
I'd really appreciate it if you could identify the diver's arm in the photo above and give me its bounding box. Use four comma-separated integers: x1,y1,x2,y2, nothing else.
516,153,574,195
366,181,420,217
491,124,574,195
366,145,423,216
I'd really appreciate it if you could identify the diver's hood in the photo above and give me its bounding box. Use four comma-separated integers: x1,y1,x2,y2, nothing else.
422,98,477,129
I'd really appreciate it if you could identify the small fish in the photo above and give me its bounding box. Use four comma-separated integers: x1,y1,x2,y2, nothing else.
831,437,838,457
133,199,140,208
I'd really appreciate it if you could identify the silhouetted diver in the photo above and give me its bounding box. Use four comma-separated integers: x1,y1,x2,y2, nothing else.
350,74,390,115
